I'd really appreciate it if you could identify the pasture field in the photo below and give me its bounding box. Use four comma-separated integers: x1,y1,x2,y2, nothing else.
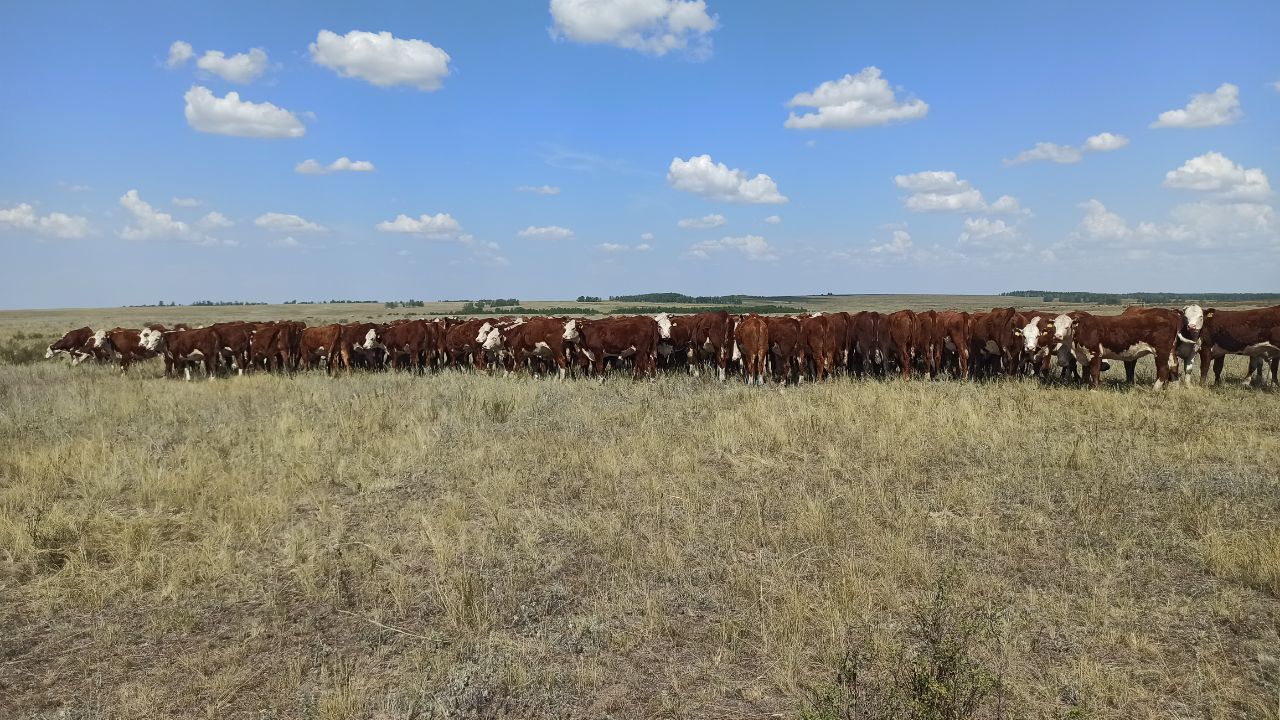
1,298,1278,719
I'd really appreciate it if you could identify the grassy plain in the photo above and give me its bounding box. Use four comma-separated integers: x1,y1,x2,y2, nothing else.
1,297,1278,719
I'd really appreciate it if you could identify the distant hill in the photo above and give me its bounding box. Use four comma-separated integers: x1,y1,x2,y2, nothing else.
1002,290,1280,305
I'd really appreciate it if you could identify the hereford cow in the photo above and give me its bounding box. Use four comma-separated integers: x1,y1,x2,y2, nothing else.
45,327,97,364
141,326,221,380
687,311,734,381
95,327,160,373
1198,306,1280,386
764,316,804,384
733,314,769,385
380,319,441,373
912,310,938,378
1117,305,1204,383
932,311,970,379
879,310,916,378
800,314,836,381
300,324,343,375
1069,311,1184,389
849,311,882,377
444,318,496,371
970,308,1021,377
575,316,658,380
486,316,578,379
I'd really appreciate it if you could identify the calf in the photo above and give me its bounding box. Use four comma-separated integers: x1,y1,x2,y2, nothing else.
1198,306,1280,386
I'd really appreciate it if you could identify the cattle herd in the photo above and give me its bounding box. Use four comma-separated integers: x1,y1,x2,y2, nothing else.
41,304,1280,389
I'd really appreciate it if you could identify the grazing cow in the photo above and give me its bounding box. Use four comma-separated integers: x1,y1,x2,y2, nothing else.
912,310,938,378
207,322,253,375
300,324,342,375
879,310,916,378
970,308,1021,377
45,327,97,364
932,311,971,379
656,313,697,372
734,314,769,385
687,311,734,381
800,314,836,381
380,319,440,373
575,316,659,380
142,326,221,380
95,327,160,373
444,318,496,371
826,311,853,373
849,311,882,376
487,316,578,379
251,320,305,372
764,316,804,384
1198,306,1280,386
1069,311,1183,389
332,322,382,374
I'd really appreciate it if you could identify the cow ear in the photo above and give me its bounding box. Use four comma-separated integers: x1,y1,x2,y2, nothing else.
1205,310,1214,318
1013,328,1022,336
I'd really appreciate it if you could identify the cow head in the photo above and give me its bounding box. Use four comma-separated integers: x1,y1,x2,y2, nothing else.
141,329,165,352
361,327,382,350
1051,314,1074,345
91,329,108,348
44,345,57,359
1019,317,1042,354
562,318,580,342
480,326,503,351
653,313,672,340
1179,304,1204,343
474,322,493,345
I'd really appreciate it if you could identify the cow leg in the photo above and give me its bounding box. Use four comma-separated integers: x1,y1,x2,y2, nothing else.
1212,355,1225,385
1089,354,1102,390
1153,353,1170,390
1270,357,1279,386
1123,360,1137,383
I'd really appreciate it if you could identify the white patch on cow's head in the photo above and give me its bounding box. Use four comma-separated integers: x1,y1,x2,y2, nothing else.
481,327,502,350
91,329,107,348
44,345,56,359
562,319,579,341
653,313,672,339
1052,314,1073,342
475,322,492,344
142,329,163,351
361,328,378,350
1182,304,1204,331
1021,318,1041,353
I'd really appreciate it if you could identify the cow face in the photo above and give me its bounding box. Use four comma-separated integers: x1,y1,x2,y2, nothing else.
562,319,580,342
474,322,492,345
1180,304,1204,341
1051,314,1073,345
141,329,164,352
653,313,672,340
361,328,380,350
481,327,502,351
44,345,57,359
91,329,107,348
1020,318,1041,353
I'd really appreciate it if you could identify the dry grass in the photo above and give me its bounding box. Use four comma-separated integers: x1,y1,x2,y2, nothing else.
1,301,1279,719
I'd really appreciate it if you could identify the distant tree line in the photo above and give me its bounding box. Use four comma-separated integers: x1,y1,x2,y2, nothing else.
1003,290,1280,304
606,293,746,304
190,300,268,306
576,295,603,303
385,299,427,308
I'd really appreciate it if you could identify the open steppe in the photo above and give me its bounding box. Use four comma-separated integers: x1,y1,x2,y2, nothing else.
1,297,1277,719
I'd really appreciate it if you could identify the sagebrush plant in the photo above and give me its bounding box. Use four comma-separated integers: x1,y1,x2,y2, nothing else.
1,302,1278,719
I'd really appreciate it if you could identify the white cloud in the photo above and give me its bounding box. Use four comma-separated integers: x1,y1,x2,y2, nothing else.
1170,202,1276,248
166,41,193,68
894,171,1026,215
1007,142,1082,165
598,241,651,252
784,67,928,130
956,218,1030,258
517,184,561,195
870,229,912,255
1151,83,1241,128
549,0,718,57
1006,132,1129,165
517,225,575,239
57,181,92,192
184,86,306,139
198,211,233,229
270,236,301,249
636,243,651,251
254,212,325,232
763,214,781,224
690,234,777,261
196,47,269,84
119,190,228,245
1066,197,1276,255
310,29,451,91
171,197,203,207
1083,132,1129,152
668,154,787,204
375,212,464,239
640,232,654,241
295,157,376,175
0,203,91,239
677,213,726,229
1163,151,1271,201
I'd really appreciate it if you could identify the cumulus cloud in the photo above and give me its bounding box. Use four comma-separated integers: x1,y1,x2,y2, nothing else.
295,157,376,175
375,212,464,239
690,234,777,261
549,0,718,57
254,212,326,232
196,47,269,84
1151,83,1241,128
517,184,561,195
894,171,1026,215
119,190,229,245
1006,132,1129,165
184,86,306,139
763,215,781,224
517,225,575,239
784,67,928,130
598,241,651,252
198,211,233,229
171,197,203,207
956,218,1031,259
640,232,654,241
677,213,726,229
1162,151,1271,201
668,154,786,204
1066,197,1276,256
310,29,451,90
166,41,193,68
870,229,913,255
0,203,91,239
269,236,302,249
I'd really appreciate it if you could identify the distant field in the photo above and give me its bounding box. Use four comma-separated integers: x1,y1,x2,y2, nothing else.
1,297,1278,719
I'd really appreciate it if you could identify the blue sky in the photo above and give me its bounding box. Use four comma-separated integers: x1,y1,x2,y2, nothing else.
1,1,1277,309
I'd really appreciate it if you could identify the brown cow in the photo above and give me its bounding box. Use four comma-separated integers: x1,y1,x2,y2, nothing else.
970,308,1021,377
911,310,938,378
575,316,658,380
656,313,696,372
333,322,382,374
849,311,882,376
207,322,253,375
1069,311,1182,389
764,316,804,384
687,311,734,381
879,310,916,378
486,316,578,379
142,326,221,380
444,318,495,371
380,319,440,373
96,327,160,373
45,327,97,364
300,324,342,375
932,311,970,379
733,314,769,385
800,314,836,381
1198,305,1280,386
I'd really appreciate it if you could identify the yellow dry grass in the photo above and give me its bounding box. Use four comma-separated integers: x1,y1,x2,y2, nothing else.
1,301,1278,719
